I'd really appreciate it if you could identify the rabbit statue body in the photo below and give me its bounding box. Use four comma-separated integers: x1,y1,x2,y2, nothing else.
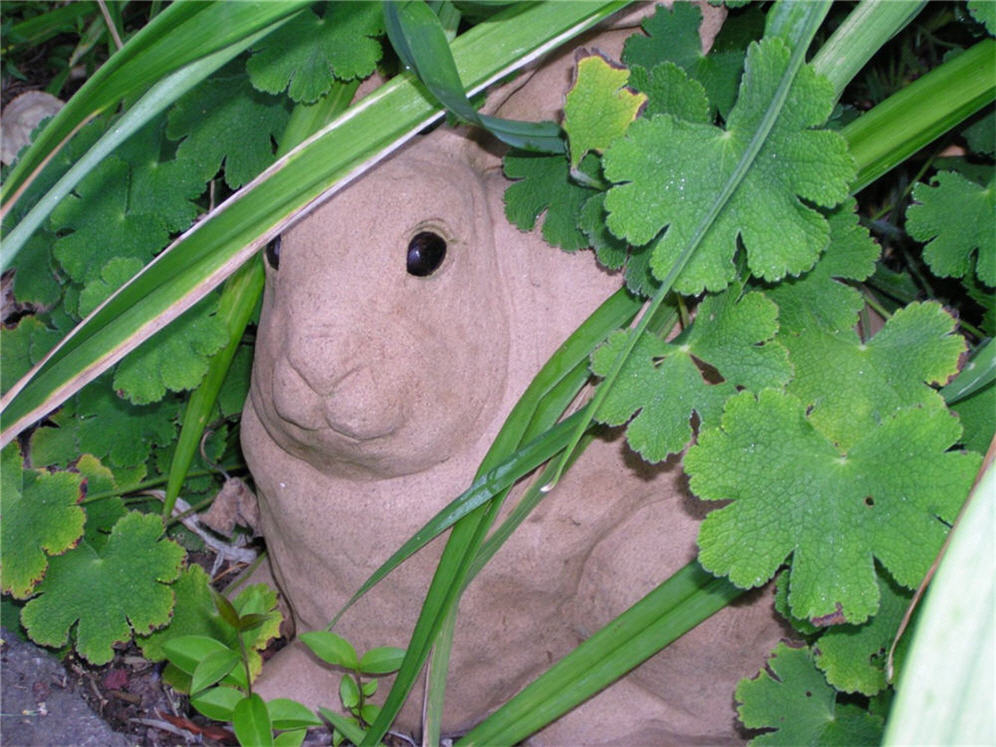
242,6,784,743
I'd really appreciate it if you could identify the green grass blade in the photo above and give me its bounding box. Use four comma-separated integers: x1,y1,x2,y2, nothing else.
941,338,996,405
358,290,640,744
383,0,574,153
810,0,926,101
331,410,586,631
1,17,290,271
1,1,310,213
843,38,996,193
0,1,626,446
163,257,264,518
882,460,994,746
4,2,99,49
458,563,743,746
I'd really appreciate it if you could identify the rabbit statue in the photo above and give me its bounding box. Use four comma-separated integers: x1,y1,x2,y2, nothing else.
242,4,785,743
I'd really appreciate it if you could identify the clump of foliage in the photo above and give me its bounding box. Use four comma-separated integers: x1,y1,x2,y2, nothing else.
1,1,993,746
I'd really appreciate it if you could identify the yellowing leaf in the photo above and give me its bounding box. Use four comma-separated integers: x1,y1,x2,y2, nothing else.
1,445,85,599
565,55,646,169
20,511,185,664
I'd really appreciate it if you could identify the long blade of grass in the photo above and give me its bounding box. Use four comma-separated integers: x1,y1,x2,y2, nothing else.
1,16,294,270
941,338,996,405
458,562,743,746
0,1,626,447
1,1,310,216
843,38,996,193
384,0,572,153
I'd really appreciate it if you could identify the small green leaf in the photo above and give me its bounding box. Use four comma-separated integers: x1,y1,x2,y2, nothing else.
502,152,598,251
166,69,289,189
112,295,228,405
358,646,406,675
274,729,307,747
736,643,884,745
233,693,274,747
76,454,126,550
359,703,381,725
764,198,879,335
784,301,966,451
627,62,711,123
591,286,790,462
49,156,167,284
1,444,85,599
266,698,323,730
20,511,185,664
814,570,912,696
564,55,646,168
164,634,231,675
213,589,242,629
29,377,181,469
339,674,360,710
246,4,384,102
622,1,758,119
190,685,243,722
361,680,377,698
191,647,240,695
300,631,359,670
906,170,995,286
318,707,366,745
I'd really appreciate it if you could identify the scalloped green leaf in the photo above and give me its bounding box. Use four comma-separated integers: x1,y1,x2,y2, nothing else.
502,152,599,252
736,643,884,745
112,295,228,405
76,454,126,551
166,68,289,189
246,3,384,102
622,0,758,119
49,156,167,284
29,376,180,469
20,511,185,664
763,197,880,335
784,301,966,450
906,170,995,287
814,569,912,696
1,444,85,599
603,37,853,294
591,286,791,461
687,389,980,624
628,62,711,123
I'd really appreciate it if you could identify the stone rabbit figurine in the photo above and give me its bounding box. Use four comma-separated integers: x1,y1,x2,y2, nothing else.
242,4,784,743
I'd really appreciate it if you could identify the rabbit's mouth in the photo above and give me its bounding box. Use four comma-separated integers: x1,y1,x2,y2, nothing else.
270,365,406,444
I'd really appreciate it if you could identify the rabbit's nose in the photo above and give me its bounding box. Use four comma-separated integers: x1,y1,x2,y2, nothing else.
271,353,405,441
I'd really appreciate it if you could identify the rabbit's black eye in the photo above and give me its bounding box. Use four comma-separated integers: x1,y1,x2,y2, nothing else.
407,231,446,276
265,235,281,270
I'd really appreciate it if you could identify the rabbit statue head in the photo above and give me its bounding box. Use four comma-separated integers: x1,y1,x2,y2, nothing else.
248,131,510,480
